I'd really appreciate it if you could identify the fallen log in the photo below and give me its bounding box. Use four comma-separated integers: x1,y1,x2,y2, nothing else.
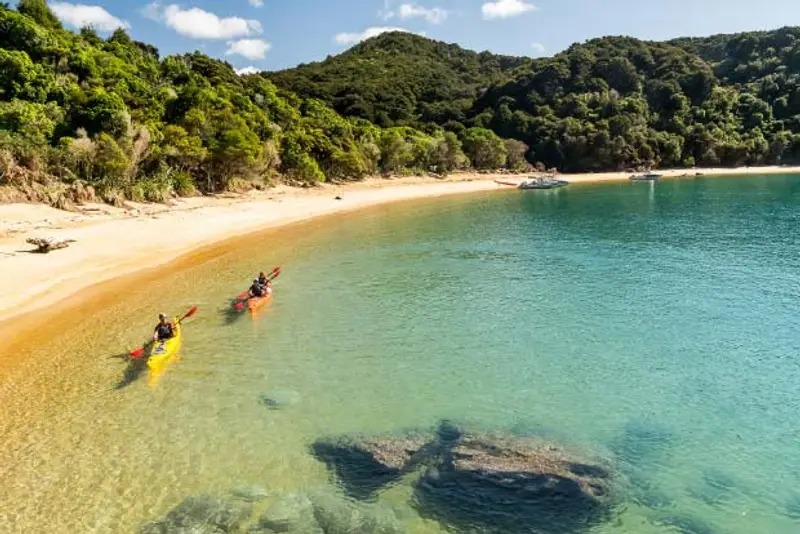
26,237,76,253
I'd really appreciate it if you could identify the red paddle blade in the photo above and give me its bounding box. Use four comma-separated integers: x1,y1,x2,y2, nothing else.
237,291,248,299
182,306,198,321
234,302,244,310
130,346,145,359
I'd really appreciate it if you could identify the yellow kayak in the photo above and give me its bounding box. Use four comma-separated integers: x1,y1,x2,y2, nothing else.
147,317,182,389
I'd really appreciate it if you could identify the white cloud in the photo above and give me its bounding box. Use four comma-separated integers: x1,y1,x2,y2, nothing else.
334,26,416,46
383,3,448,24
248,0,264,6
482,0,537,20
140,2,161,21
378,0,394,20
145,3,262,39
226,38,271,60
50,2,128,32
531,42,546,55
236,66,261,76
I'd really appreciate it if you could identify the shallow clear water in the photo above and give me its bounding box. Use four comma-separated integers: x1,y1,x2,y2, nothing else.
2,175,800,533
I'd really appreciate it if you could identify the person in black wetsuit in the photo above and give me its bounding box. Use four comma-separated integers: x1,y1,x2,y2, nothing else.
153,313,175,342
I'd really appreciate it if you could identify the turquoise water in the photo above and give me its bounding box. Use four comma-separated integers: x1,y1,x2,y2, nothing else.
2,175,800,533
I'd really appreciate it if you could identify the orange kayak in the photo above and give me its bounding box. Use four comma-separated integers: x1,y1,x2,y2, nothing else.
248,289,273,313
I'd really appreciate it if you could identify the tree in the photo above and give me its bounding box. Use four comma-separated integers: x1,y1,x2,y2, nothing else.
71,90,130,138
94,133,130,187
430,132,468,173
17,0,61,29
463,128,508,169
0,49,53,102
505,139,530,170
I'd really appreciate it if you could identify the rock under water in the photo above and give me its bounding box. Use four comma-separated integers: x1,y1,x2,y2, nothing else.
139,495,252,534
690,468,737,506
415,433,613,534
253,490,404,534
785,493,800,520
610,420,676,468
650,514,718,534
256,492,321,534
259,389,301,410
311,432,431,499
312,422,615,533
229,485,269,503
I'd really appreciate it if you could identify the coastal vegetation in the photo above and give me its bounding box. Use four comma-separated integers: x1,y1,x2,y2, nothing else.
2,0,800,206
0,1,487,207
271,29,800,173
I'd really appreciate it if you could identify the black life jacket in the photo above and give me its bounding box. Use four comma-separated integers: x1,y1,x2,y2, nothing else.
156,322,174,340
250,283,264,297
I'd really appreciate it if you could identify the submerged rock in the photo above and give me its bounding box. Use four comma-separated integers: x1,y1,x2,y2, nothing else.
785,494,800,520
230,485,269,503
650,514,718,534
312,422,614,533
610,420,676,468
140,495,252,534
311,433,431,498
259,390,301,410
690,468,737,506
256,492,321,534
415,433,613,533
309,490,405,534
253,490,404,534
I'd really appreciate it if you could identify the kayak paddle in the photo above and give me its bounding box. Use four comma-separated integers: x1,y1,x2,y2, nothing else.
234,267,281,310
129,305,198,359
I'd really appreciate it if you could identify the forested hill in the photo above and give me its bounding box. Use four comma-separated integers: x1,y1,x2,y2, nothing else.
270,29,800,172
267,32,529,127
2,1,800,209
1,1,518,208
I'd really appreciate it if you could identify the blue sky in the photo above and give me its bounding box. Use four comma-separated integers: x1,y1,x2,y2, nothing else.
16,1,800,73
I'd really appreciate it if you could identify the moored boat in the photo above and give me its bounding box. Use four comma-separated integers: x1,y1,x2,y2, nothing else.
518,176,569,190
630,172,662,181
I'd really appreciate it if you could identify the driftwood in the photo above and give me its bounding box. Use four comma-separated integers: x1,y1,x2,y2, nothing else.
26,237,76,253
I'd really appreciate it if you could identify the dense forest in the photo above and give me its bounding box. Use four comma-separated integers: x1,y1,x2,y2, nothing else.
2,0,800,207
271,28,800,172
0,1,497,207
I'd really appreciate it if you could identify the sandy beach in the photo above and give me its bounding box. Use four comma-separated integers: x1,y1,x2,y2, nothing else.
1,166,798,326
0,175,506,325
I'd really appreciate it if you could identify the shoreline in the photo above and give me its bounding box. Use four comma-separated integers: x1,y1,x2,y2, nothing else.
0,175,507,326
1,166,799,327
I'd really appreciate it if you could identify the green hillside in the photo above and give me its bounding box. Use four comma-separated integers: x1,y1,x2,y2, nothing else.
267,31,528,127
272,30,800,172
3,0,800,208
0,1,507,207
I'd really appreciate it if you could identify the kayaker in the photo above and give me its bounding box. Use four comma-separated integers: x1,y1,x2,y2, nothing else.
153,313,175,342
248,279,265,298
258,271,269,286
